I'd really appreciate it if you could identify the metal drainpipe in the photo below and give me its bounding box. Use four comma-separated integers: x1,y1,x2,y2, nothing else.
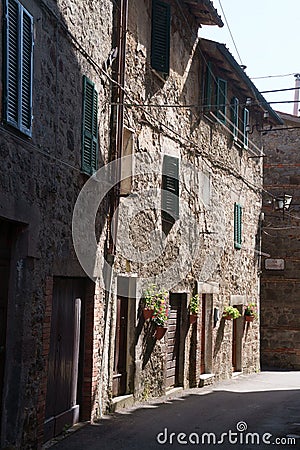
109,0,128,257
98,0,128,419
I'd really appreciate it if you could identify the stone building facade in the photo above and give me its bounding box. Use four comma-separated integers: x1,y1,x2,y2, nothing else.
0,0,114,447
85,0,282,418
0,0,283,448
261,112,300,369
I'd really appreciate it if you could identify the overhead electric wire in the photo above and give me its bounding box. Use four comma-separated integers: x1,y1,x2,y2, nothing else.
251,73,296,80
260,86,300,94
40,0,298,191
217,0,243,66
113,98,300,109
16,0,296,207
269,100,300,105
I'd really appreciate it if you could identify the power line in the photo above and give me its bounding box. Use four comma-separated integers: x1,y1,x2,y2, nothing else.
260,87,300,94
112,98,300,109
217,0,243,66
251,72,296,80
260,126,300,133
269,100,300,105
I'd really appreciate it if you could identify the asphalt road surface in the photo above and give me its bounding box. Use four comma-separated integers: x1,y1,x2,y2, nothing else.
48,370,300,450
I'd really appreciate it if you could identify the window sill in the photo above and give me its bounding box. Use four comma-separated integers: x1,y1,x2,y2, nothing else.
150,68,169,83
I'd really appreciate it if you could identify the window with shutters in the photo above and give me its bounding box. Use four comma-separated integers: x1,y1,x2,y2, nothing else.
151,0,170,76
234,203,242,249
82,76,98,175
203,61,213,112
4,0,33,136
216,78,227,122
162,155,179,223
231,97,239,140
243,108,249,148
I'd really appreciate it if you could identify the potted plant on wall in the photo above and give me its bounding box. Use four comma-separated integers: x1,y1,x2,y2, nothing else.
189,294,200,324
143,284,157,320
244,302,258,322
223,305,241,320
152,289,169,340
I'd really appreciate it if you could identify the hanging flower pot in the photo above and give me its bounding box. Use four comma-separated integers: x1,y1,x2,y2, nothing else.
143,308,154,320
245,315,254,322
223,306,241,320
155,326,167,340
244,303,258,322
224,314,233,320
189,313,197,324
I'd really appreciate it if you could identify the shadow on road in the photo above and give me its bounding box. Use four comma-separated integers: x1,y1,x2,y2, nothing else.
48,371,300,450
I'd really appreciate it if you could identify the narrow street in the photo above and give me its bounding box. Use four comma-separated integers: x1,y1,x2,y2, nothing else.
47,370,300,449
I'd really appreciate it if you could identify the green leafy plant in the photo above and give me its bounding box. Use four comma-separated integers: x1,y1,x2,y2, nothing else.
223,305,241,320
189,294,200,314
151,289,169,326
244,302,258,319
143,284,157,310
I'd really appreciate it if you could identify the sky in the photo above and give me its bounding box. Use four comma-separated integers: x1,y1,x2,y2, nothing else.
200,0,300,116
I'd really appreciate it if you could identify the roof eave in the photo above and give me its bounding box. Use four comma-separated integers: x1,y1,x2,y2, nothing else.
183,0,224,27
216,43,283,125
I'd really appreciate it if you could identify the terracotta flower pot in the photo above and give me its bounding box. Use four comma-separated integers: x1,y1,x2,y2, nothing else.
189,314,197,324
155,326,167,340
224,314,233,320
245,315,254,322
143,308,154,320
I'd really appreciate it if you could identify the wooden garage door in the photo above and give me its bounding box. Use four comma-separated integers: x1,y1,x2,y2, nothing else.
166,294,182,389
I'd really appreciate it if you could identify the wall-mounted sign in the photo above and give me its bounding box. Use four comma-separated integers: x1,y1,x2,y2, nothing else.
265,258,285,270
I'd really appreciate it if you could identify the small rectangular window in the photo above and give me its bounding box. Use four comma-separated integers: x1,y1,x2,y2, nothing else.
82,76,98,175
162,155,179,222
216,78,227,122
234,203,242,249
4,0,34,136
243,108,249,148
151,0,170,75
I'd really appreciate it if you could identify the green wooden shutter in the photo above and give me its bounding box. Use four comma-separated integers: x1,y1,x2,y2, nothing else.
231,97,239,139
217,78,227,122
162,155,179,222
151,0,170,74
204,61,212,112
21,8,33,132
82,76,98,175
5,0,33,136
243,108,249,148
234,203,242,249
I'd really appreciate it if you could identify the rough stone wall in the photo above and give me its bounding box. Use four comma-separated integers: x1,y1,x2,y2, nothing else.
261,113,300,369
0,0,113,447
104,0,262,406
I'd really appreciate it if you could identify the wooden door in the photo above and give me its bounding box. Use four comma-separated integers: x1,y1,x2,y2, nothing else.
232,317,237,371
113,296,128,397
200,295,206,374
166,294,181,389
44,278,85,441
232,306,243,372
200,294,213,375
0,221,13,423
